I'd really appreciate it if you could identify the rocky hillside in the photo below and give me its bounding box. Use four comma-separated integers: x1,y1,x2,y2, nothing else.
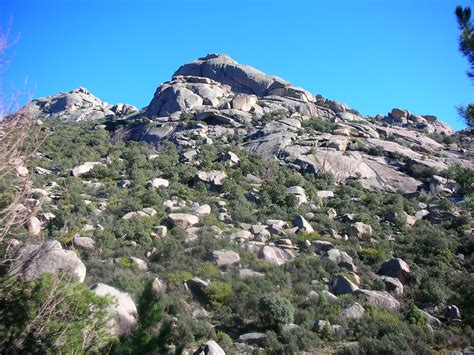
2,54,473,354
28,54,473,193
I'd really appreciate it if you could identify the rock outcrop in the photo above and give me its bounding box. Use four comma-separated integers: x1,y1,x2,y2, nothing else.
24,87,116,121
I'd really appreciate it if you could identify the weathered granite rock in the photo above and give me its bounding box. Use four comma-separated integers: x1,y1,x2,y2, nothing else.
90,283,137,334
24,87,115,122
287,186,308,205
168,213,199,229
196,170,227,186
340,302,365,320
194,340,225,355
355,289,400,311
260,245,296,266
10,241,86,282
71,161,105,177
212,249,241,269
293,215,314,233
149,178,170,189
347,222,373,238
73,236,96,252
332,275,359,295
380,258,411,284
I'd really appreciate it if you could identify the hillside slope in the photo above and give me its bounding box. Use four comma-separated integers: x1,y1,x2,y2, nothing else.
2,54,473,354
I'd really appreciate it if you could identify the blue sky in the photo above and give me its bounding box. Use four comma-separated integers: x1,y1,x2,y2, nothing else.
1,0,473,130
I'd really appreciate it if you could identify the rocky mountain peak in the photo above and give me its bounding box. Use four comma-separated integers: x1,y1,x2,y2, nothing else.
21,55,472,194
24,87,137,122
172,53,292,97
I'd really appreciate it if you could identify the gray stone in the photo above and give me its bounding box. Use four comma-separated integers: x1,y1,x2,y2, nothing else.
194,340,225,355
314,240,335,253
355,289,400,311
380,258,411,284
230,230,252,241
25,87,115,122
380,276,404,295
129,256,148,271
196,170,227,186
152,225,168,238
287,186,308,205
445,305,461,319
293,215,314,233
90,283,137,335
28,216,42,236
260,245,296,266
212,249,241,269
149,178,169,189
10,241,86,282
327,249,357,272
174,53,290,97
152,277,166,294
239,269,265,279
192,204,212,215
73,236,96,252
340,302,365,320
332,275,359,295
168,213,199,229
71,161,105,177
238,332,267,345
347,222,373,238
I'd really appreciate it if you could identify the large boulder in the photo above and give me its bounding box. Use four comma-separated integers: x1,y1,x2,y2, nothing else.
287,186,308,205
347,222,373,238
212,249,241,269
10,241,86,282
71,161,105,177
238,332,267,345
90,283,137,335
355,289,400,311
149,178,170,189
73,236,96,253
327,249,357,272
168,213,199,229
379,258,411,284
194,340,225,355
332,275,359,295
260,245,296,266
380,276,404,295
293,215,314,233
231,94,258,111
196,170,227,186
145,79,204,117
340,302,365,320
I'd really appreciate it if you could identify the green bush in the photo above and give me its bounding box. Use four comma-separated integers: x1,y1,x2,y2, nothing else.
258,293,294,329
0,274,114,353
206,281,232,308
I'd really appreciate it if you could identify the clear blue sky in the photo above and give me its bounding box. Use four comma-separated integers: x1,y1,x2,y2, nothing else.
1,0,473,130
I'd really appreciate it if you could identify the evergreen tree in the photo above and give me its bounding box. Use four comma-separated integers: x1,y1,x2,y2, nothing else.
455,6,474,127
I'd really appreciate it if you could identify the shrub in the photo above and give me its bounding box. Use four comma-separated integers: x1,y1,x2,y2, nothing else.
168,271,193,286
258,293,294,329
302,117,336,133
0,274,114,353
206,281,232,308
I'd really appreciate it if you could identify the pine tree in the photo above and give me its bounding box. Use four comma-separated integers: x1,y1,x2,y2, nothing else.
455,6,474,127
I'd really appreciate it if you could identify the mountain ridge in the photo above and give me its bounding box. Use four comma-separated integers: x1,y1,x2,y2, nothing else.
21,54,473,194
